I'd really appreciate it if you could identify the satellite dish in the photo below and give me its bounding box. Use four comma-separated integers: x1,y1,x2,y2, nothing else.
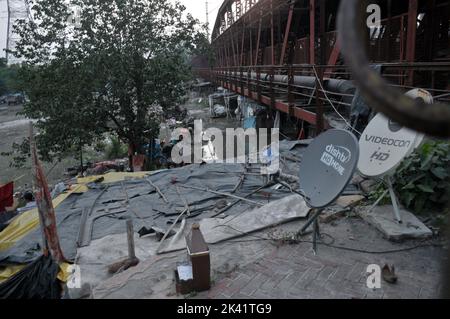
299,129,359,208
357,113,422,178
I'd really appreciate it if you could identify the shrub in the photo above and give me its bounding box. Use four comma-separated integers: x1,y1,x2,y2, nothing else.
371,141,450,214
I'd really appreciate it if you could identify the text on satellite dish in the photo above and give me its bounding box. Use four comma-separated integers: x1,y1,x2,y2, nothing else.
320,144,351,176
365,135,412,148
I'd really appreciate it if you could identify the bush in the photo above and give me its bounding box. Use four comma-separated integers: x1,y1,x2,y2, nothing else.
371,141,450,214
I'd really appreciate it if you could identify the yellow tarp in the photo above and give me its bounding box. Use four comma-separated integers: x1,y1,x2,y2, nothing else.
77,171,149,184
0,172,149,252
0,171,150,284
0,262,72,284
0,190,74,251
0,264,25,284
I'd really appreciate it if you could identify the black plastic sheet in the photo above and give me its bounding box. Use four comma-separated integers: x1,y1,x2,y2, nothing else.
0,254,61,299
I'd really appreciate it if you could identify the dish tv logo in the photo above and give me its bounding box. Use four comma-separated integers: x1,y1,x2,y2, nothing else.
320,145,351,176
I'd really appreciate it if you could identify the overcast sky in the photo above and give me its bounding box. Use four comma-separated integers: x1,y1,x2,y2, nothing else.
0,0,222,60
177,0,222,32
0,0,7,59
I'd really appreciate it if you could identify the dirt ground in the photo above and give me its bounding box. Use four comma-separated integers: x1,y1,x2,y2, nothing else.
0,104,79,190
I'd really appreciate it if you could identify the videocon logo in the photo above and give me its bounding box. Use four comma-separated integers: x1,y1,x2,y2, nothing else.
388,119,403,133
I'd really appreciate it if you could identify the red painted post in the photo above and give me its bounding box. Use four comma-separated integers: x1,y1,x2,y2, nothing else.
240,27,246,65
280,4,294,65
309,0,315,65
254,10,262,66
406,0,418,85
270,0,275,65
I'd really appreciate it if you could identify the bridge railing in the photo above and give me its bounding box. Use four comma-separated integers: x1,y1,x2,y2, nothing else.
193,63,450,134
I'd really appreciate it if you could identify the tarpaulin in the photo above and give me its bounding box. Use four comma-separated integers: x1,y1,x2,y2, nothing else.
0,182,13,212
77,171,150,185
0,186,82,252
0,141,308,282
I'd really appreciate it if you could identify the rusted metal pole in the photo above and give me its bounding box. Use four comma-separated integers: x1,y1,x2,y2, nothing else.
337,0,450,138
315,67,324,134
280,4,294,65
405,0,418,85
240,26,246,65
254,9,262,66
270,0,275,65
309,0,316,65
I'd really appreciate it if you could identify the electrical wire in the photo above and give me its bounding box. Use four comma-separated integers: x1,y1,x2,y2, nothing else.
311,66,362,136
215,224,443,255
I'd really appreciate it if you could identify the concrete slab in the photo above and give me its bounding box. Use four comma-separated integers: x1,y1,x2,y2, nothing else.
336,195,365,208
358,205,432,241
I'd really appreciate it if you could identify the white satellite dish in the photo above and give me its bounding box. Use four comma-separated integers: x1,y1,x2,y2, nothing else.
358,88,433,223
357,113,420,178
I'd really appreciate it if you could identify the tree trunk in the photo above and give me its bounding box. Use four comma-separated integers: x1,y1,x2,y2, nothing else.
128,143,135,172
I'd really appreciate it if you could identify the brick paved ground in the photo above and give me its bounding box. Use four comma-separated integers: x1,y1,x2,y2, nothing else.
194,216,446,299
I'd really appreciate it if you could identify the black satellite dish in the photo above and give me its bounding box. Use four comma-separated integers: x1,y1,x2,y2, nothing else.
296,129,359,253
299,129,359,208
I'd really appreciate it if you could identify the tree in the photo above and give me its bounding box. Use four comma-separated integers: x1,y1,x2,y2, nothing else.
10,0,207,167
0,58,19,96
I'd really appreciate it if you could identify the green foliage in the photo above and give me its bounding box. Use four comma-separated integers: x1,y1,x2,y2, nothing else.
8,0,208,164
370,141,450,213
105,136,128,160
0,138,31,169
0,58,20,95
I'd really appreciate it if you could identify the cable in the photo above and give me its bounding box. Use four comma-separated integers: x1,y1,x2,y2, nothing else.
312,66,362,136
214,224,443,255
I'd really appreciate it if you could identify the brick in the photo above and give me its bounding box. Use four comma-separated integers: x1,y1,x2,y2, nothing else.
221,273,254,297
275,272,301,292
240,273,269,296
329,264,354,283
418,287,439,299
317,266,337,282
290,267,321,292
251,290,272,299
345,262,367,282
260,273,286,291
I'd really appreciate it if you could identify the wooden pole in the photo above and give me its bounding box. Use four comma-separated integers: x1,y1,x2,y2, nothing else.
29,122,66,264
126,219,136,259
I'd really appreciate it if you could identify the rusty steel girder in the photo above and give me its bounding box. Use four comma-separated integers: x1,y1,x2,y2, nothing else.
338,0,450,138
